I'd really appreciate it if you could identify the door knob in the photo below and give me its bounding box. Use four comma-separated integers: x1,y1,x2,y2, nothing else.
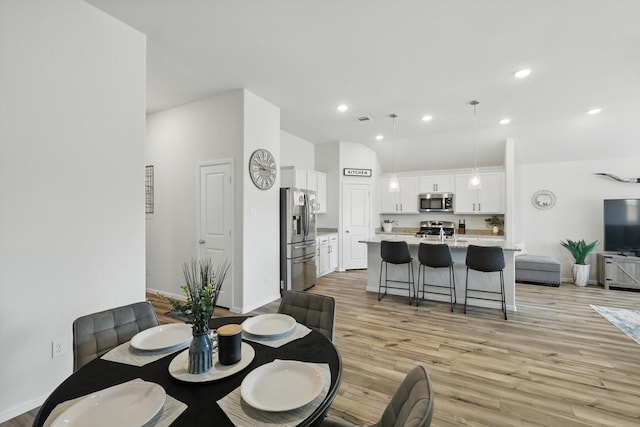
345,230,350,233
198,239,205,244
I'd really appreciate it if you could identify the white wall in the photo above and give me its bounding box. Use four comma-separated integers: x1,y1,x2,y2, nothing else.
315,142,340,228
145,91,243,308
145,89,280,313
242,91,281,311
0,0,146,420
280,130,315,170
515,156,640,282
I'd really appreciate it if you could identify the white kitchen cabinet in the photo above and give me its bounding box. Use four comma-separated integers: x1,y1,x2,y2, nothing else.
317,235,330,277
454,171,505,214
295,169,307,188
281,166,302,188
281,166,327,213
328,234,338,272
380,178,398,212
317,233,337,277
306,170,318,192
419,174,454,193
380,176,419,213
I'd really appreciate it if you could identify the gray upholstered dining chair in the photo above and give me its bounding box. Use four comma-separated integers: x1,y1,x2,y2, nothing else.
321,365,434,427
277,290,336,342
72,301,159,371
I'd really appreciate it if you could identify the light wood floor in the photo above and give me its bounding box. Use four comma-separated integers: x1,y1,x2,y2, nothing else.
5,271,640,426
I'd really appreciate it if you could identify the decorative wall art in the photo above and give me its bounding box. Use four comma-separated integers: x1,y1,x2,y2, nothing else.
595,172,640,183
532,190,556,210
145,165,154,214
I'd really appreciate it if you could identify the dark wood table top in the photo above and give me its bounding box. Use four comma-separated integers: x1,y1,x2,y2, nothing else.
35,316,342,426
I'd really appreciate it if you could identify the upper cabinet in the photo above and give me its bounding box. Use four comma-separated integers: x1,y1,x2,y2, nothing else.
316,172,327,214
418,174,454,193
306,170,318,192
454,171,505,214
380,176,419,213
281,166,327,213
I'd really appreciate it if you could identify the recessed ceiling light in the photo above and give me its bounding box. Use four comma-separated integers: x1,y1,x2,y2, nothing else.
499,118,511,125
513,69,532,79
587,108,602,115
375,134,384,140
421,115,433,122
337,104,348,112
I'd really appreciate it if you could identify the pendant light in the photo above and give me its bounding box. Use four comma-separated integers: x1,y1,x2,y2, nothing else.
388,113,400,192
468,100,482,189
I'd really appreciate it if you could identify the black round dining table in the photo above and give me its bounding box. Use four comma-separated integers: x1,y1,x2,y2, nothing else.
34,316,342,426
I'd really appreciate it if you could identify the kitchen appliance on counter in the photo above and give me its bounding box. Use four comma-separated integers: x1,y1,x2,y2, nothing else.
415,220,456,237
280,187,317,293
418,193,454,212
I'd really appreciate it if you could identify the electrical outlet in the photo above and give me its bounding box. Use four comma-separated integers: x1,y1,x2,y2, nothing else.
52,338,67,358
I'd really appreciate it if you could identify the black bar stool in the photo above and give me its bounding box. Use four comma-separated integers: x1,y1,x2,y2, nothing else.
417,243,456,311
464,245,507,320
379,240,415,305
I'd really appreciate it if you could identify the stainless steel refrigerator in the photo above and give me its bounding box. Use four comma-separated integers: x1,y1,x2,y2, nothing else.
280,187,317,293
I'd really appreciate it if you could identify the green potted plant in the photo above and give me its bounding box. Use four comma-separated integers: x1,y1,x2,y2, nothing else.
485,215,504,235
560,239,599,286
159,258,231,373
382,219,395,233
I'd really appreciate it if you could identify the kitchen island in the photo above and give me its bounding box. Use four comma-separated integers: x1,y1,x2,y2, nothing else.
360,236,521,312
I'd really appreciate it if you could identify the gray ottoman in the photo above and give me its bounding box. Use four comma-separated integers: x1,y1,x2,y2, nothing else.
515,255,562,286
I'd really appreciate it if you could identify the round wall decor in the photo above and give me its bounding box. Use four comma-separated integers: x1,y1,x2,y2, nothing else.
532,190,556,210
248,149,277,190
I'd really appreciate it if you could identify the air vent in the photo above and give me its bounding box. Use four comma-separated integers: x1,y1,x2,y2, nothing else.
354,115,372,123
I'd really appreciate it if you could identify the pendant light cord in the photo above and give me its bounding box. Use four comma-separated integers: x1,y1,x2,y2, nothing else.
468,100,481,189
392,114,397,175
473,102,477,171
388,113,400,192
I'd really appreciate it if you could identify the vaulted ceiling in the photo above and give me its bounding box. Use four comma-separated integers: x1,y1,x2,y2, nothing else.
87,0,640,172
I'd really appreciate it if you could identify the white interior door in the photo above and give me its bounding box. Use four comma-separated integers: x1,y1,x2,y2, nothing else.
342,182,371,270
198,162,233,308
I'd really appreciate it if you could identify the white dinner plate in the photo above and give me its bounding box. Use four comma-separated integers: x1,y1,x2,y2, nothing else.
242,314,296,338
169,342,256,383
131,323,193,351
51,381,165,427
241,360,324,412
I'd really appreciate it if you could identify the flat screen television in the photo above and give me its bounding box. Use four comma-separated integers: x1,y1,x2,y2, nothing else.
604,199,640,256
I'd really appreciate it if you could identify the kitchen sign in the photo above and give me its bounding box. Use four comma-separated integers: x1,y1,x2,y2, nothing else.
343,168,372,177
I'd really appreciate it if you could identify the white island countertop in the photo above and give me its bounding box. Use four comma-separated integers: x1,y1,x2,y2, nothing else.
360,235,521,251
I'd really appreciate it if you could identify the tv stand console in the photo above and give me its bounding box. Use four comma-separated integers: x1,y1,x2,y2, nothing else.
597,253,640,290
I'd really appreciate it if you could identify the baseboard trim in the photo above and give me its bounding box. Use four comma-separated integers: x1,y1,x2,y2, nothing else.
146,288,280,315
0,394,47,424
146,287,186,302
241,293,281,314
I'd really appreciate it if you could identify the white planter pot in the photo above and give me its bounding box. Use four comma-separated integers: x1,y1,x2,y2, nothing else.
572,264,590,287
382,223,393,232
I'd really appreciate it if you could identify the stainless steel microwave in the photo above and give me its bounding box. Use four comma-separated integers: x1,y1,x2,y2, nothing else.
418,193,454,212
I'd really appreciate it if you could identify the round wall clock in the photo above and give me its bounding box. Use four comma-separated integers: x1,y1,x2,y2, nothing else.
532,190,556,210
249,149,277,190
